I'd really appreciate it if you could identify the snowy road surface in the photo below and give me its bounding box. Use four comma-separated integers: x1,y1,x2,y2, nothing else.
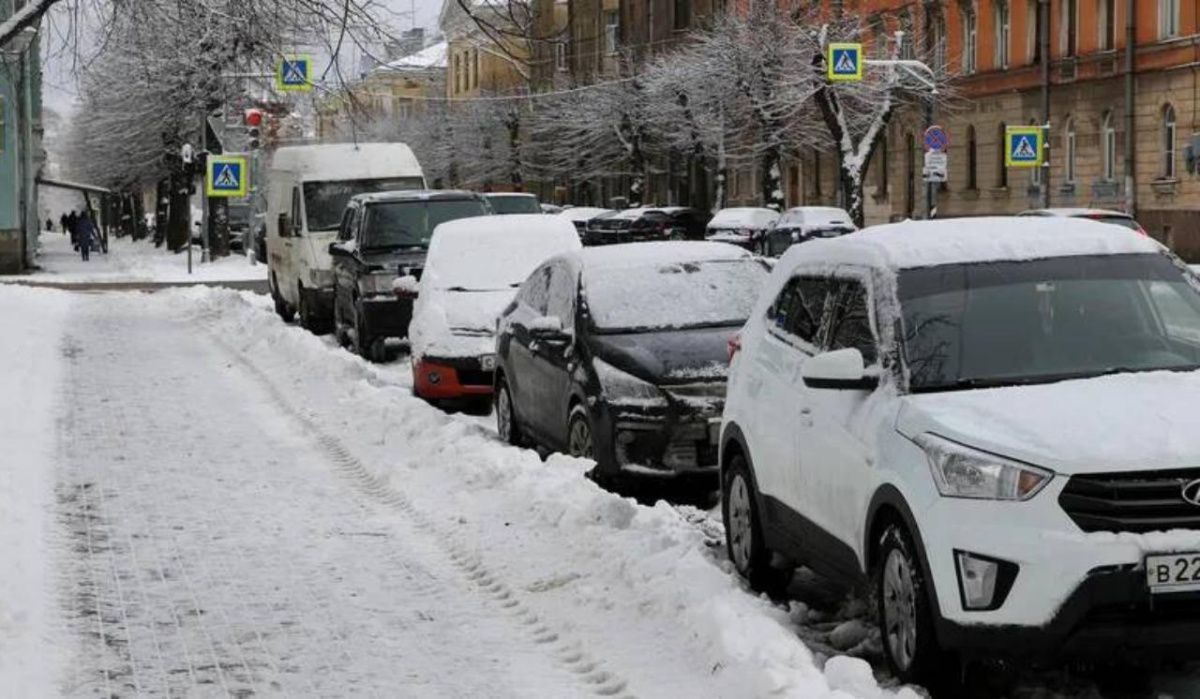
5,287,906,699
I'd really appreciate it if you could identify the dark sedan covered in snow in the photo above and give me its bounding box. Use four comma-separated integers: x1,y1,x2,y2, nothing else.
494,242,769,488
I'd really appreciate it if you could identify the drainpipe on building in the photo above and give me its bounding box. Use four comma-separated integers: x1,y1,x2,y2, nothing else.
1124,0,1137,216
1040,0,1051,209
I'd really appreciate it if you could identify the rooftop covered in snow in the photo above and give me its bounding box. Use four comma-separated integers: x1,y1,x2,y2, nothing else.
379,41,448,71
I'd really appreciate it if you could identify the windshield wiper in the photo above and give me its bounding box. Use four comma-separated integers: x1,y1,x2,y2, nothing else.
920,365,1200,393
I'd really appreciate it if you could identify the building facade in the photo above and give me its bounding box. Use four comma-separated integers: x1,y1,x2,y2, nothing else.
0,0,44,274
317,41,448,141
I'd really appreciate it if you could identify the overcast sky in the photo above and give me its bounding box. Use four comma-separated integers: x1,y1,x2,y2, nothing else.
40,0,447,113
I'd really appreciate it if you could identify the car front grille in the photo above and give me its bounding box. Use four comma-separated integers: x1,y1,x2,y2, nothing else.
456,368,493,387
1059,468,1200,533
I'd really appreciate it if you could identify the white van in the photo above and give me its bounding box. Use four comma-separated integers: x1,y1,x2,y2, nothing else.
266,143,425,331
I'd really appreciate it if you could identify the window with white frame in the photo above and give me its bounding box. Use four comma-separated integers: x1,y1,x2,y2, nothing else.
899,12,915,59
1026,0,1040,63
994,1,1010,69
555,39,568,72
1163,104,1178,178
604,11,619,55
1102,110,1117,180
1061,0,1077,57
962,8,977,74
1160,0,1180,39
1065,117,1077,183
932,12,947,72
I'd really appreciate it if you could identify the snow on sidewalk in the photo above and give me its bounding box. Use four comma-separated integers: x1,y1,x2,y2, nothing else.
4,230,265,284
0,286,71,696
162,286,919,698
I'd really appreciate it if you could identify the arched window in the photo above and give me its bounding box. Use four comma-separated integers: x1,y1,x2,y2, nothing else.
1102,110,1117,181
967,125,978,190
996,122,1008,188
1064,117,1077,183
1163,104,1178,178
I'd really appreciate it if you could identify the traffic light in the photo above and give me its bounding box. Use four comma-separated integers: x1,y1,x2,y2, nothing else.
245,108,264,150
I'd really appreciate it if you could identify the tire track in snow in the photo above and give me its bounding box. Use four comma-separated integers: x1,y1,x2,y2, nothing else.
210,331,636,699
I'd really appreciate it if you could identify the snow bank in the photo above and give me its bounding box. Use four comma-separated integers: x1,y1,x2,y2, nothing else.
0,286,70,694
159,286,919,698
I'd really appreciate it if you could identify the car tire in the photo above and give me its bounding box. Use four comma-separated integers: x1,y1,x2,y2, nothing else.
495,377,527,447
875,522,952,687
332,285,350,348
271,274,295,323
298,283,330,335
351,300,376,361
566,405,594,459
722,453,792,598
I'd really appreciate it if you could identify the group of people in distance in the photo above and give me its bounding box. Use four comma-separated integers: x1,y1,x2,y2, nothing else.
49,210,102,261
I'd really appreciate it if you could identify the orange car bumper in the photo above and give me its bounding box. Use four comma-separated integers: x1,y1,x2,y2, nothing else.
412,358,494,400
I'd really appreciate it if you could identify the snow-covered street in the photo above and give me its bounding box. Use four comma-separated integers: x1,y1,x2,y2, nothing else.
5,285,920,698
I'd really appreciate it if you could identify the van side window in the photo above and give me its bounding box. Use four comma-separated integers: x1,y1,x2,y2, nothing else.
826,280,878,364
290,188,303,235
767,276,829,346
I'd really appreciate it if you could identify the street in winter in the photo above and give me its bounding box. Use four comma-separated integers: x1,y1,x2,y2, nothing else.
9,1,1200,698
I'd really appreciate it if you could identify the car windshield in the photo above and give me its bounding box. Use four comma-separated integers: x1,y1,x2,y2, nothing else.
361,199,488,250
486,195,541,215
899,253,1200,392
303,177,425,231
586,258,769,332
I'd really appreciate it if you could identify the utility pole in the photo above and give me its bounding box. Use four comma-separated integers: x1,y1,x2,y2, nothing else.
1124,0,1137,216
1039,0,1051,208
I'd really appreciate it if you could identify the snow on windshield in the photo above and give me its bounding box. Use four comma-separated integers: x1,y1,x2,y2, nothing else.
585,258,768,332
423,216,582,291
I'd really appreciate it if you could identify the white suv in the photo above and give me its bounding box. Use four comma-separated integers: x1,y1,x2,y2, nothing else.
720,216,1200,684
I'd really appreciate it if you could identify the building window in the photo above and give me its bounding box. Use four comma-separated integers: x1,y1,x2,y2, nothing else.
453,53,462,94
994,1,1010,69
967,125,978,190
1065,117,1077,183
556,40,568,72
674,0,691,30
473,49,480,88
962,8,977,74
904,133,915,217
604,11,620,55
869,15,888,58
1027,0,1041,64
1163,104,1178,178
1099,0,1115,50
997,122,1008,188
1102,110,1117,180
899,12,915,60
1061,0,1077,57
873,136,889,194
1160,0,1180,39
931,11,947,72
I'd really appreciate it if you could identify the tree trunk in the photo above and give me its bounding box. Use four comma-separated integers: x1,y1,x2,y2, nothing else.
839,165,866,229
167,173,190,252
506,111,523,189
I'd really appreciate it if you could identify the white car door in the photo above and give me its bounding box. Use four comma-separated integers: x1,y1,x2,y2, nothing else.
749,276,832,513
799,274,881,551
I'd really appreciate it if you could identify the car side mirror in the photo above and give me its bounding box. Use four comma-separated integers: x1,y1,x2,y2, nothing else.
278,213,292,238
328,242,348,257
529,315,570,344
801,348,879,391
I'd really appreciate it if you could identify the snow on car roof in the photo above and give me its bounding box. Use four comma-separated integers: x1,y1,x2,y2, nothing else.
1020,207,1133,218
484,192,538,198
352,189,480,204
708,207,780,227
269,143,423,182
558,207,613,221
423,214,582,289
780,216,1162,271
779,206,854,226
576,241,752,270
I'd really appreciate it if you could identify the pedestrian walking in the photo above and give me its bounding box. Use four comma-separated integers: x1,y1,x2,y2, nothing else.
67,210,79,249
77,212,98,262
59,213,68,235
45,218,54,233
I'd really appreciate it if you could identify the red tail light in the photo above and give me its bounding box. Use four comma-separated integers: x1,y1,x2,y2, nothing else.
727,333,742,363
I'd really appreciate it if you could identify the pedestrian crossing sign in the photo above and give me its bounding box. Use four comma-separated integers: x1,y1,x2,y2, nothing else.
1005,126,1045,168
828,43,864,82
277,56,312,92
206,155,249,198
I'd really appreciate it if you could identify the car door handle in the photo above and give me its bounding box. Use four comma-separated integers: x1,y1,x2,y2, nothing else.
800,406,813,427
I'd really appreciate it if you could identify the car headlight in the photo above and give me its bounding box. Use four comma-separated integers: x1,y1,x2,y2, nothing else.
594,358,667,409
916,434,1053,501
358,271,396,296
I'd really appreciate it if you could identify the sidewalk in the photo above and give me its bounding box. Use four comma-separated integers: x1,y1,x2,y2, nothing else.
2,230,267,286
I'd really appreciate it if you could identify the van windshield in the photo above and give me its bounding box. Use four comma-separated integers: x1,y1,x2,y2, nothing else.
361,199,489,250
899,253,1200,392
304,178,424,231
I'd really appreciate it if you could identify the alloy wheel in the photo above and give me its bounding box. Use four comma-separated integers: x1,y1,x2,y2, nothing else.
727,474,753,572
568,415,593,458
882,548,918,672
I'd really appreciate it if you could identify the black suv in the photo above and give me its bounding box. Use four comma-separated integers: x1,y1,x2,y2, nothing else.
583,207,710,246
494,242,769,492
329,190,490,360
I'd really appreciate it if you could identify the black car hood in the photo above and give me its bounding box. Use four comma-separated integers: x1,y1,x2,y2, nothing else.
360,248,427,273
588,326,735,385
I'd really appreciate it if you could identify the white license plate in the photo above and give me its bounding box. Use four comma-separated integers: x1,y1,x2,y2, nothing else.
1146,552,1200,593
480,355,496,371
